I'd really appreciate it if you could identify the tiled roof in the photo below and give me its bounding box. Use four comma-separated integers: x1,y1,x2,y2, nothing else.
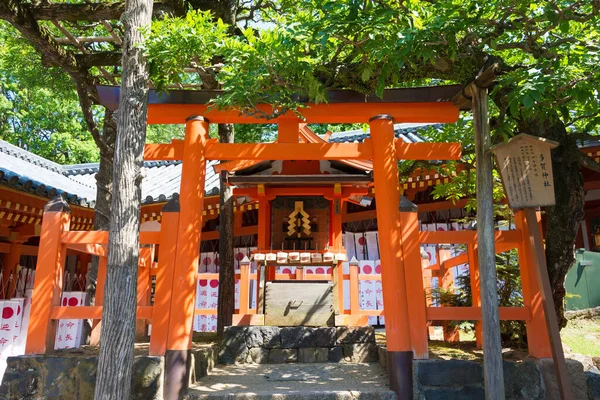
0,141,96,206
328,123,432,143
0,140,220,207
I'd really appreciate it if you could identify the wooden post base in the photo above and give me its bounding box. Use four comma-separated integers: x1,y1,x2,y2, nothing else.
164,349,191,400
387,350,413,400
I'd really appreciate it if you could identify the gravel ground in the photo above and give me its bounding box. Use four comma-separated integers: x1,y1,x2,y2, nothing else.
187,363,391,395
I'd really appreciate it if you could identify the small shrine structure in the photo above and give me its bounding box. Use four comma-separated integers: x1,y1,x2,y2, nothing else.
4,84,557,399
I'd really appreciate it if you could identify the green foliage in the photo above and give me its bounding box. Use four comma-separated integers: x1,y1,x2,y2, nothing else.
144,0,598,133
0,22,98,164
144,10,229,91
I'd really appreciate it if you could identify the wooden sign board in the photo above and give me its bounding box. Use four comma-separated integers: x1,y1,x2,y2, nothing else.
492,134,559,209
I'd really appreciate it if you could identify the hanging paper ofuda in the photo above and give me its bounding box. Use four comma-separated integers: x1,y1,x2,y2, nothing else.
359,260,378,325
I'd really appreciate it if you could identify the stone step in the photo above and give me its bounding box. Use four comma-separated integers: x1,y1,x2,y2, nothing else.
185,363,396,400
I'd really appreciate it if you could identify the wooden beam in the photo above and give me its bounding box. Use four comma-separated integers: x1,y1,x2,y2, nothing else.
66,243,107,257
50,306,153,320
146,102,460,125
452,64,501,110
426,306,530,321
342,209,378,223
277,118,300,143
471,81,505,399
524,209,574,399
420,230,521,245
416,198,469,212
227,174,372,185
144,140,184,160
205,142,373,161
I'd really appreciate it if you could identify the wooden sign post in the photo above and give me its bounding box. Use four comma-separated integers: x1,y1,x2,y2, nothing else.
492,134,573,400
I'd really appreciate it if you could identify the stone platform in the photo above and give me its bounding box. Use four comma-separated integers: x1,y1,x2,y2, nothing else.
0,343,219,400
218,326,379,364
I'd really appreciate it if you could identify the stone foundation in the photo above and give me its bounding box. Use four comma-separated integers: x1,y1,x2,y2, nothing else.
0,344,218,400
377,346,600,400
219,326,378,364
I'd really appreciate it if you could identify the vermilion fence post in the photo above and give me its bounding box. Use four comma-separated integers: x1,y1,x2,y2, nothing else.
467,244,483,348
165,117,209,399
349,260,360,316
90,255,107,346
399,200,429,359
238,261,250,315
25,196,71,354
149,198,180,356
370,115,413,399
514,210,552,358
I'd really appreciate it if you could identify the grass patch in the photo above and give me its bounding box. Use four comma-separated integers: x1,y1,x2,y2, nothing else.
562,317,600,356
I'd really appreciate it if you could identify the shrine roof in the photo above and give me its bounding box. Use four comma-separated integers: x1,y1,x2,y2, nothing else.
0,139,220,207
0,140,96,206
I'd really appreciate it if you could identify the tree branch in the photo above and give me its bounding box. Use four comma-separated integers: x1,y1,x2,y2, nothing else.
0,0,108,152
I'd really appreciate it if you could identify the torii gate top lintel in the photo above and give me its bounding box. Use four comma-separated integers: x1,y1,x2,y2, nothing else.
97,84,462,125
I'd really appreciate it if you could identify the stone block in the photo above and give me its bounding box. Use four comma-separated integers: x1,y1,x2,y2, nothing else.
378,346,387,373
421,385,485,400
281,327,317,348
315,327,337,347
537,358,588,400
586,371,600,400
191,346,217,381
247,348,270,364
0,354,164,400
262,326,282,349
502,360,544,400
131,356,164,400
298,348,329,363
219,326,248,364
417,360,483,387
0,356,44,399
342,343,378,363
245,326,264,348
44,356,89,399
329,347,344,363
268,349,298,363
336,327,375,344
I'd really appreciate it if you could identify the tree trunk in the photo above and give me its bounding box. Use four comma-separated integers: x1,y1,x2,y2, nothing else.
217,123,235,337
520,115,585,328
86,109,115,302
93,0,153,398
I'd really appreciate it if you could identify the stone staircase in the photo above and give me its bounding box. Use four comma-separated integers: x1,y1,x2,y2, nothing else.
186,326,396,400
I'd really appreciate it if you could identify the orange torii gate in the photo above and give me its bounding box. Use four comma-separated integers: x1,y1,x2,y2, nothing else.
24,85,553,400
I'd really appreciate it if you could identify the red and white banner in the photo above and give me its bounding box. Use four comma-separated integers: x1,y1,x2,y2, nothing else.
54,292,86,350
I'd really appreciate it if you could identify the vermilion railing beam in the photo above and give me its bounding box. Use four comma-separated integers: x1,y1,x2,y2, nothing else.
426,306,531,321
419,230,522,245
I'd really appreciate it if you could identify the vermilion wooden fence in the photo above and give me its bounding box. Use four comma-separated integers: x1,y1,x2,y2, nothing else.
25,196,552,360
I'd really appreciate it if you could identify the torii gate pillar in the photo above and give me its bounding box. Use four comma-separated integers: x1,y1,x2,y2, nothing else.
370,115,413,399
